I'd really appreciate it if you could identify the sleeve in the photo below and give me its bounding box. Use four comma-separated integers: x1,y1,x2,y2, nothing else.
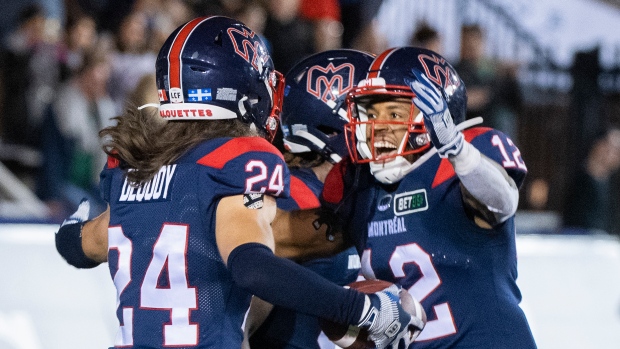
276,168,322,211
465,128,528,188
196,137,291,199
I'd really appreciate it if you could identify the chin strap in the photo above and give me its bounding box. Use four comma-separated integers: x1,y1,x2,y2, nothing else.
138,103,160,110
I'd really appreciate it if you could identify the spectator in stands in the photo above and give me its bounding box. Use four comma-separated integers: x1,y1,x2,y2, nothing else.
409,22,442,54
234,1,270,52
62,14,98,75
263,0,314,74
107,10,157,113
300,0,343,52
1,4,62,148
339,0,385,53
562,127,620,236
455,24,522,139
37,49,116,221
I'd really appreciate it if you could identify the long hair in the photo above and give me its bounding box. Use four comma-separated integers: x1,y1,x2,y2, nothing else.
100,106,256,185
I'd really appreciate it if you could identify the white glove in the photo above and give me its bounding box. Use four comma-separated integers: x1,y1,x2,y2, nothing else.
358,284,424,349
408,69,464,158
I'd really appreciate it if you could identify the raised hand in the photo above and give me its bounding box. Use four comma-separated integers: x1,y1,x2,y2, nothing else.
407,69,464,158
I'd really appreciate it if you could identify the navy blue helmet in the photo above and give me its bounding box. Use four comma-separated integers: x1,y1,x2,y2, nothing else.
345,46,467,163
280,49,374,163
155,16,284,141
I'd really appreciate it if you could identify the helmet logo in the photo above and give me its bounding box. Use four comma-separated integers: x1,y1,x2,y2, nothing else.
417,54,460,94
227,27,269,74
307,63,355,104
169,87,184,103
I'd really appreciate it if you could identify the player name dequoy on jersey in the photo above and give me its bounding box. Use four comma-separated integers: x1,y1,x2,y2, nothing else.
119,164,177,202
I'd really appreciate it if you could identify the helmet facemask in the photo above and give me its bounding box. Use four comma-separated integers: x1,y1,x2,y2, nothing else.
344,83,431,184
253,69,284,142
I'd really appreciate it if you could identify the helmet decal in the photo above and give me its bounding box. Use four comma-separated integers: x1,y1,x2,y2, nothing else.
417,53,460,94
167,17,208,102
307,63,355,106
227,27,268,73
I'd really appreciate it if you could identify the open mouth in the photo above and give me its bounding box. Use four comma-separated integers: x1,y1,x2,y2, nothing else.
373,140,398,161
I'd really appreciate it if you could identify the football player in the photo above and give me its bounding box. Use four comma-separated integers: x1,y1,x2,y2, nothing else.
326,46,537,348
246,49,375,349
54,17,422,349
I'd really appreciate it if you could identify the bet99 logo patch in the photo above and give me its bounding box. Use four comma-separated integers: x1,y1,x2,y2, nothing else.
394,189,428,216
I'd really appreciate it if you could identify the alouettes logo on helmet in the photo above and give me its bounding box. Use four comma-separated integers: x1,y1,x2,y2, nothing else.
417,53,461,96
306,63,356,107
227,27,270,74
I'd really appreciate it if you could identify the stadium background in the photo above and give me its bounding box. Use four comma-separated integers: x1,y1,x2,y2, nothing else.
1,0,620,348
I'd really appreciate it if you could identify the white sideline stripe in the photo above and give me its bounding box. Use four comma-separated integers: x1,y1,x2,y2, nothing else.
516,234,620,258
0,224,56,245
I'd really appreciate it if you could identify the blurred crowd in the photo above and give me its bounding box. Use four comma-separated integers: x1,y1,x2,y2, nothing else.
0,0,390,222
0,0,619,238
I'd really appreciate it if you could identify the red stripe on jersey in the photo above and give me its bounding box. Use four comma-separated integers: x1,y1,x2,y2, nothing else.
464,127,492,142
367,48,398,79
168,17,207,90
107,155,120,169
197,137,284,169
431,127,493,188
290,175,320,209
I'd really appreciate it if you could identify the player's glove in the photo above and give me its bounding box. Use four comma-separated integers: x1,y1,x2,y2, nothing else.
407,69,464,158
61,199,91,227
55,199,99,269
358,284,424,349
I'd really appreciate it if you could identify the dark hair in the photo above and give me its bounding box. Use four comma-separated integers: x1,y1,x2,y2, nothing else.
100,107,256,184
284,151,325,169
18,4,43,25
411,23,438,46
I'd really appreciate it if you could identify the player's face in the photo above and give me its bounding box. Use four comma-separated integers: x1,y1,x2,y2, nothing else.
364,97,418,163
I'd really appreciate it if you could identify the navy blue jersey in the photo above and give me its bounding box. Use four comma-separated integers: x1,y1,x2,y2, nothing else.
276,167,323,211
251,168,360,349
100,136,290,349
347,128,536,348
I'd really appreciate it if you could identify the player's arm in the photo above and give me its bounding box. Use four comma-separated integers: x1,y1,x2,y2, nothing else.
216,194,420,348
449,142,519,227
81,207,110,262
410,70,518,228
272,207,348,261
55,200,109,268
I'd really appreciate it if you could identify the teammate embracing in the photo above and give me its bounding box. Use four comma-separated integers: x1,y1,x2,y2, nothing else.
54,17,423,349
246,49,375,349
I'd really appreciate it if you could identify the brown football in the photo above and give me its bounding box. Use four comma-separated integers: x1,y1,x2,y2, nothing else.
319,279,402,349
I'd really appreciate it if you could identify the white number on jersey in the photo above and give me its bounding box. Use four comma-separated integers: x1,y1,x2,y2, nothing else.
108,223,198,346
361,244,457,341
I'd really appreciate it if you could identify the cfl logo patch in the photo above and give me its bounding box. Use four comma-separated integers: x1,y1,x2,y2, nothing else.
169,88,184,103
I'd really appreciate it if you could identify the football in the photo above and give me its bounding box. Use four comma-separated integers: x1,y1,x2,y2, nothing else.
319,279,426,349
